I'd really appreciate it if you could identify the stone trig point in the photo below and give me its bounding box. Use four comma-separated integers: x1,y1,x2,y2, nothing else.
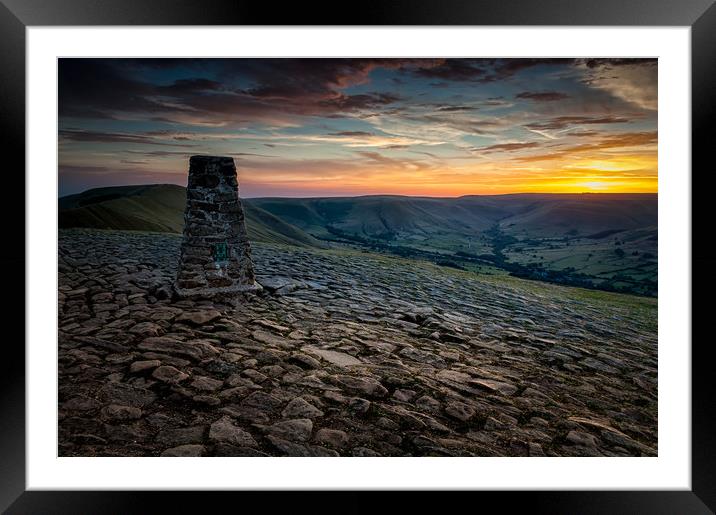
174,155,260,297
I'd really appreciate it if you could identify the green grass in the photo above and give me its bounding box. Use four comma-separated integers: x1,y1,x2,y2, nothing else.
59,185,657,296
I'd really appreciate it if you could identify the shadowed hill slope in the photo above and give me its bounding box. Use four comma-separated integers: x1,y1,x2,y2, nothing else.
58,184,325,248
250,193,656,239
59,184,187,233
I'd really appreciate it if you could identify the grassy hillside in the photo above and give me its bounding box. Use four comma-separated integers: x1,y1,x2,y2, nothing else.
242,203,325,248
58,184,325,248
250,195,504,238
496,194,657,237
59,184,187,233
59,185,657,295
251,193,656,239
252,193,657,296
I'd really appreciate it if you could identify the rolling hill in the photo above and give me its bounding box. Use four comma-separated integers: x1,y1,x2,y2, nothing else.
250,193,656,239
58,184,325,248
248,193,657,296
59,185,658,295
59,184,187,233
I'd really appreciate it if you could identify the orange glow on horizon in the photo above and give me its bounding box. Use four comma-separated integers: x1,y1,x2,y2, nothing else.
240,175,658,197
236,157,658,196
85,149,658,197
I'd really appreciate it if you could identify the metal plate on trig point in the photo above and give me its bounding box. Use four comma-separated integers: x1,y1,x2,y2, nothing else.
213,242,228,263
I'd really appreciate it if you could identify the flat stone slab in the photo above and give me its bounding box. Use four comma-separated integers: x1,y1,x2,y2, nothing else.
209,416,258,447
302,346,362,367
469,379,518,396
176,309,222,326
257,276,304,293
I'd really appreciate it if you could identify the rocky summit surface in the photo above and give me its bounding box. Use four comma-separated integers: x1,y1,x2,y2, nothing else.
58,229,658,457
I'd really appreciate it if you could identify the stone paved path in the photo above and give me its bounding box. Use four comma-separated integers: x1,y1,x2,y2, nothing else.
58,229,657,457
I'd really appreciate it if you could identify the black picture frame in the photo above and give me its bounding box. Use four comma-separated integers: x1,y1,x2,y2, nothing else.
1,1,713,513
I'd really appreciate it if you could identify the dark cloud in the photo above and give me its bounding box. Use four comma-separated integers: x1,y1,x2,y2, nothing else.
59,128,194,146
435,106,476,112
59,58,408,125
140,129,238,142
59,59,160,119
117,58,214,71
59,58,647,129
481,58,575,82
408,58,576,84
319,92,401,110
124,150,194,157
58,58,610,129
157,78,224,95
122,149,271,163
411,59,487,81
581,58,657,69
479,99,512,107
516,91,570,102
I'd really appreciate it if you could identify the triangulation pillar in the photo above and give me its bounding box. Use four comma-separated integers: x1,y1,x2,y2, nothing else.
174,155,260,297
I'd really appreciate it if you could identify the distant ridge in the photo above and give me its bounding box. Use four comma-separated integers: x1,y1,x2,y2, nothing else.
249,193,657,239
59,184,657,296
59,184,657,241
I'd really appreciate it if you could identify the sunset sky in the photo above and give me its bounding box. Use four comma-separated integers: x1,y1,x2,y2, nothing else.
58,58,657,197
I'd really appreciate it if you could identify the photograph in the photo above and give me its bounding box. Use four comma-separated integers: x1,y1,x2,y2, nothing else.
56,57,658,458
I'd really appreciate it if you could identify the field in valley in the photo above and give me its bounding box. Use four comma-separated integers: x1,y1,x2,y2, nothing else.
59,186,658,296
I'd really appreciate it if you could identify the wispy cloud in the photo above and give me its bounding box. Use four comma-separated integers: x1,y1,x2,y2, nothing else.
60,129,196,146
524,115,635,131
476,142,542,153
577,59,658,110
516,91,570,102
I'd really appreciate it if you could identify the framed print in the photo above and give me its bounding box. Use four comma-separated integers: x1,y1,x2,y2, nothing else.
1,0,714,513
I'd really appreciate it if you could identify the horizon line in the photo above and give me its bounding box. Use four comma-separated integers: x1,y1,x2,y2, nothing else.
59,183,659,200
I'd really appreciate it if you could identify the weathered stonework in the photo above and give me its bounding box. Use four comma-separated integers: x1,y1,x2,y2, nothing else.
174,155,260,297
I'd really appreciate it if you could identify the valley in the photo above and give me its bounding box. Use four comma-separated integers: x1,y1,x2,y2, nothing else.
59,186,657,296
